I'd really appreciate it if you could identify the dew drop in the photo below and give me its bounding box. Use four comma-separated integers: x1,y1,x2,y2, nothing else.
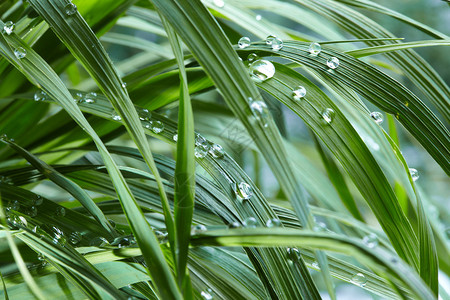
122,82,127,88
173,133,178,142
111,112,122,121
14,47,26,59
266,35,283,51
370,112,383,124
236,182,253,200
362,233,378,248
228,221,241,228
150,120,164,133
255,14,262,21
312,261,320,269
65,3,77,15
51,227,67,246
195,134,210,151
81,92,96,103
247,53,259,63
209,144,224,158
195,146,208,158
7,213,26,228
8,200,20,212
213,0,224,8
34,90,47,101
55,206,66,217
33,195,43,206
266,218,282,227
69,232,82,245
201,289,213,300
191,224,207,235
250,99,270,127
138,108,151,121
313,222,327,232
243,217,257,228
292,86,306,101
308,42,321,55
351,273,367,287
25,206,38,217
74,92,83,102
287,247,301,262
3,21,15,35
238,37,251,49
327,57,340,69
249,59,275,82
37,252,45,261
112,236,135,248
321,108,335,124
409,168,419,181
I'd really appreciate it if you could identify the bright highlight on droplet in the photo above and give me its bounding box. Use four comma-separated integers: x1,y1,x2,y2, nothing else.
321,108,335,124
292,86,306,101
250,99,270,127
249,59,275,82
65,3,77,15
327,57,340,69
209,144,225,158
243,217,257,228
409,168,419,181
238,37,251,49
351,273,367,287
111,112,122,121
266,218,282,227
266,35,283,51
236,182,253,200
362,233,378,248
34,90,47,102
213,0,225,8
370,111,384,124
14,47,26,59
3,21,15,35
308,42,321,55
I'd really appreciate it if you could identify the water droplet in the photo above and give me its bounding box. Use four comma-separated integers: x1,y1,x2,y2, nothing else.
266,218,282,227
7,200,20,212
321,108,335,124
3,21,15,35
195,146,208,158
292,86,306,101
150,120,164,133
255,14,262,21
138,108,151,121
14,47,26,59
308,42,321,55
195,134,211,151
209,144,224,158
243,217,257,228
55,207,66,217
69,232,82,245
37,252,45,261
313,222,327,232
236,182,253,200
312,261,320,269
90,236,109,247
326,57,340,69
73,92,83,102
65,3,77,15
112,236,135,248
362,233,378,248
7,213,26,228
25,206,38,217
81,92,96,103
249,59,275,82
266,35,283,51
173,134,178,142
201,289,213,300
33,195,43,206
247,53,259,62
122,82,127,88
250,99,270,127
191,224,207,235
238,37,251,49
111,112,122,121
370,112,383,124
213,0,224,8
228,221,241,228
409,168,419,181
351,273,367,287
51,227,66,246
287,247,301,262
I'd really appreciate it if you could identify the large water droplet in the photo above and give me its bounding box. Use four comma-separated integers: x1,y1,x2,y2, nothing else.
409,168,419,181
51,227,67,246
362,233,378,248
195,134,210,151
201,289,213,300
213,0,225,8
55,207,66,217
321,108,335,124
243,217,257,228
65,3,77,15
69,232,82,245
191,224,207,235
247,53,259,63
327,57,340,69
308,42,321,55
209,144,224,158
266,35,283,51
236,182,253,200
81,92,96,104
3,21,15,35
150,120,164,133
250,99,270,127
287,247,301,262
238,37,251,49
292,86,306,101
370,112,383,124
249,59,275,82
111,112,122,121
351,273,367,287
14,47,26,59
266,218,282,227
